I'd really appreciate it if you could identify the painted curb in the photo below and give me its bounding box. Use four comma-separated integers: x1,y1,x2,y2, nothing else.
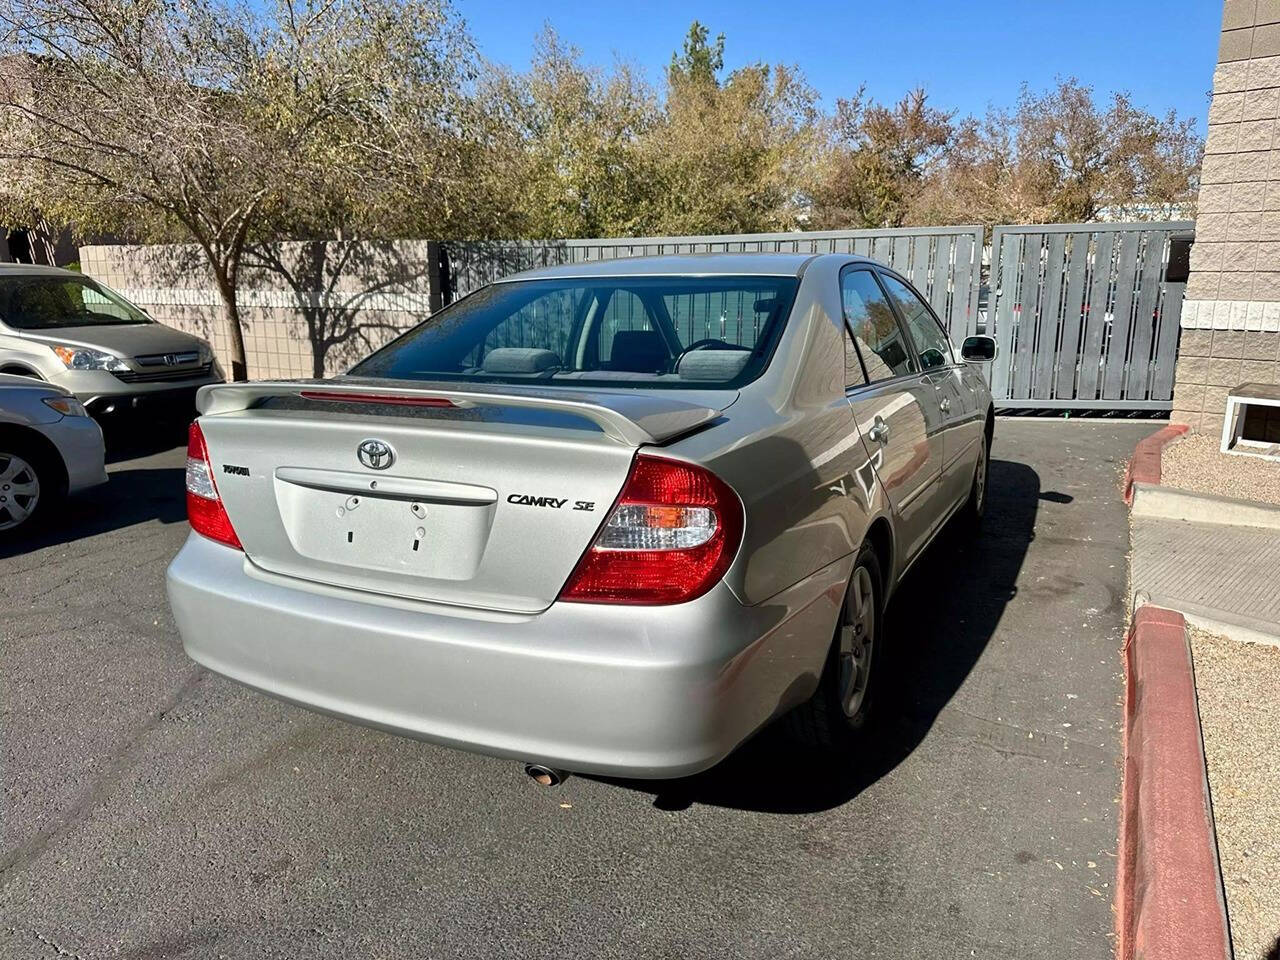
1130,480,1280,530
1123,424,1189,505
1116,605,1232,960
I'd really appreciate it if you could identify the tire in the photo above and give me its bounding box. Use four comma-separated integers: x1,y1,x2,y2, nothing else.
788,541,885,751
0,441,53,536
959,430,989,528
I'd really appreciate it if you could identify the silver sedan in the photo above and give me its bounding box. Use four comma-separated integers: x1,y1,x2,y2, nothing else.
166,254,995,779
0,373,107,534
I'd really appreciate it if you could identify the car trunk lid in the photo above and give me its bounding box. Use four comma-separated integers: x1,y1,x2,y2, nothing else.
195,379,732,614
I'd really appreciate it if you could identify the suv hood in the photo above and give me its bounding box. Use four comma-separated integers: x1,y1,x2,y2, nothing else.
19,323,206,358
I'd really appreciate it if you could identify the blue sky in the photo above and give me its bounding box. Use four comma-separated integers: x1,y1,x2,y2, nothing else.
457,0,1223,131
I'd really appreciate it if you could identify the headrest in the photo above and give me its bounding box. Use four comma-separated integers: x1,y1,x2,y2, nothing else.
481,347,561,374
677,348,751,381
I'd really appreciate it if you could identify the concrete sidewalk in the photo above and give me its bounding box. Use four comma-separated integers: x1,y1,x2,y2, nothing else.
1130,490,1280,647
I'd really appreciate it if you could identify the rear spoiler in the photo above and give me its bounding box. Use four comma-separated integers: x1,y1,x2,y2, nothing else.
195,379,721,446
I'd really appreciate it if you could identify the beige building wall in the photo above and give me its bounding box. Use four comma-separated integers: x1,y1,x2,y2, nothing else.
79,241,441,381
1177,0,1280,433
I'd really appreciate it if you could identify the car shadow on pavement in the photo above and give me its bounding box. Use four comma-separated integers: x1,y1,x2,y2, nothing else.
100,418,191,464
0,465,186,559
600,457,1041,814
0,422,187,559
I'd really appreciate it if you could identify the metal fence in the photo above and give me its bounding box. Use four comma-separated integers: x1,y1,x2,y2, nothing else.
987,222,1192,411
444,225,985,340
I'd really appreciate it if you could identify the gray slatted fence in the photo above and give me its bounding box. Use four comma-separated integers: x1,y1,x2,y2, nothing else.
445,226,985,340
988,223,1192,411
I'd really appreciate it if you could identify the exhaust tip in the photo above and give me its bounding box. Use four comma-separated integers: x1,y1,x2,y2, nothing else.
523,763,567,787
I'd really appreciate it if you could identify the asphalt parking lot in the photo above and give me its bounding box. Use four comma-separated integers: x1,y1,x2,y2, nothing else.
0,419,1154,960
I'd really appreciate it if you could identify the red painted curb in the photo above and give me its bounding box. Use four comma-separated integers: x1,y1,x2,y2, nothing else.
1116,605,1231,960
1123,424,1189,504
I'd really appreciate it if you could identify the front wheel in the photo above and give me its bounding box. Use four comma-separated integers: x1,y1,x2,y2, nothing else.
788,542,885,750
0,447,47,535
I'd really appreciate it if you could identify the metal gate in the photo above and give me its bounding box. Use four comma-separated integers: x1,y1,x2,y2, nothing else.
987,222,1193,411
445,225,984,340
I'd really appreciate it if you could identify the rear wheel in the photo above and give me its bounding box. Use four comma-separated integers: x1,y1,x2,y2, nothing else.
788,542,884,750
0,445,47,535
960,431,989,527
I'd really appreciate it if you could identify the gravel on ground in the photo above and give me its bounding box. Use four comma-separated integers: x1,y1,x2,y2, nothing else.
1160,433,1280,506
1190,627,1280,960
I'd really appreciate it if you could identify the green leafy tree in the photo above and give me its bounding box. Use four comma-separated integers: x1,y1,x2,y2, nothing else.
478,28,658,238
668,21,724,86
643,56,818,234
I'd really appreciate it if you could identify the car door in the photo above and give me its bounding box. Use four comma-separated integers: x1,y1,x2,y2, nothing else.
878,271,982,513
839,266,945,565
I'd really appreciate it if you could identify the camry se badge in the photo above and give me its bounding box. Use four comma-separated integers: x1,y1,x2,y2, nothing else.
357,438,395,470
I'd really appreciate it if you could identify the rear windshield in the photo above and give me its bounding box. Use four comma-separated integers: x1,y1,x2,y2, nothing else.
351,275,799,389
0,275,151,329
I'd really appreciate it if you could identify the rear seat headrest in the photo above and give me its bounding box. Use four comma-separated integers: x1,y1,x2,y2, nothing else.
481,347,561,374
676,348,751,381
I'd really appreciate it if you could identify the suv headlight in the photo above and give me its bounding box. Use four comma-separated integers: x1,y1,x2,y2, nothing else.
197,342,213,364
51,344,131,372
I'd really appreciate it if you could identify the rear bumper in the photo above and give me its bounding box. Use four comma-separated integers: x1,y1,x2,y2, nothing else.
166,533,847,778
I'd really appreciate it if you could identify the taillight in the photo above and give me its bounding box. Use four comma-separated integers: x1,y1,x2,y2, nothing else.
186,421,243,550
559,454,743,605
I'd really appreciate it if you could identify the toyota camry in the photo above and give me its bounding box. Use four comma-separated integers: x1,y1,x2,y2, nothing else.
166,254,996,780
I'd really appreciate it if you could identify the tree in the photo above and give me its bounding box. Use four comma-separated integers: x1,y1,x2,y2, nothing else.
668,20,723,86
920,79,1203,226
810,87,955,229
642,56,818,234
0,0,478,380
478,22,818,238
477,28,658,239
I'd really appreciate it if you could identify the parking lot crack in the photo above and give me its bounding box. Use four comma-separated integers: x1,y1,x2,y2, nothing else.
932,704,1112,766
0,666,206,889
28,928,89,960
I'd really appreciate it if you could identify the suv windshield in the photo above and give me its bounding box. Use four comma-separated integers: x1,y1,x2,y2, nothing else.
352,275,799,389
0,275,152,330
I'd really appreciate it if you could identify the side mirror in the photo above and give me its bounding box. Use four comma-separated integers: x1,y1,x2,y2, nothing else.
960,335,997,362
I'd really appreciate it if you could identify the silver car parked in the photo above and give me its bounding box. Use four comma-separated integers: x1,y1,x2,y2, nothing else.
166,254,996,779
0,263,223,418
0,373,107,534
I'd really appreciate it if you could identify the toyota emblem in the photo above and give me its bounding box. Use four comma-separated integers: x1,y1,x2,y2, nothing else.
357,438,395,470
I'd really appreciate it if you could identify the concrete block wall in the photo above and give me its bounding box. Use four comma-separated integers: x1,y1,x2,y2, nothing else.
1180,0,1280,431
79,241,441,380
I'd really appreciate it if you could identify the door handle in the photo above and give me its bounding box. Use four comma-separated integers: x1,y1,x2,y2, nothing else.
867,416,890,444
939,397,952,414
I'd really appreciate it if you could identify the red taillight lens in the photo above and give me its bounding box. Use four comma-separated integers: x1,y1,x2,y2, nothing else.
185,421,243,550
558,454,743,605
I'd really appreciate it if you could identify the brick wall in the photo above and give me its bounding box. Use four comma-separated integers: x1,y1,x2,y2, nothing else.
79,240,442,381
1178,0,1280,433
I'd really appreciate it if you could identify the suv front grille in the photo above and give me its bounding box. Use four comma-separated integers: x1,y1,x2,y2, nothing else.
113,362,213,384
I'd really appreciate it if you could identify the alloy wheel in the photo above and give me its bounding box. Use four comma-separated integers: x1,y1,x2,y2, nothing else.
975,438,987,514
837,563,876,718
0,453,41,531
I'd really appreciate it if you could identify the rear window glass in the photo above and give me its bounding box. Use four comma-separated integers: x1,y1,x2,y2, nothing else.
352,276,799,389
